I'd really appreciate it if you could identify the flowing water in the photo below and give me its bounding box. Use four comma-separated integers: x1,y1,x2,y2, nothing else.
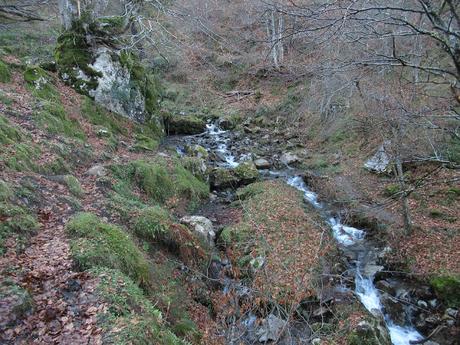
176,122,425,345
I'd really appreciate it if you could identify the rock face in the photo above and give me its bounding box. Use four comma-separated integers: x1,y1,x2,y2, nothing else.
180,216,215,246
55,19,162,128
89,49,146,123
256,314,287,343
364,141,392,173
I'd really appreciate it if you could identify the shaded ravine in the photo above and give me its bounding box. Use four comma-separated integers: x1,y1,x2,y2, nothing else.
173,121,425,344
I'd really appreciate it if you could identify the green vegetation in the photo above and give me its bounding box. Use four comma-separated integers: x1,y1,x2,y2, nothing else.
3,142,41,172
384,184,401,198
430,275,460,307
0,59,11,83
66,213,150,286
0,280,34,319
34,101,85,140
63,175,84,198
133,133,159,151
81,97,128,135
133,206,171,241
0,182,40,254
0,115,23,144
122,158,209,206
234,161,259,182
23,66,59,101
91,267,186,345
164,114,206,135
54,24,101,95
119,51,162,121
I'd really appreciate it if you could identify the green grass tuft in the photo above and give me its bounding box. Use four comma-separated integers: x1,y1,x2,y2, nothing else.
66,213,150,286
133,206,171,241
34,101,86,140
0,60,11,83
63,175,84,198
0,202,40,255
24,66,60,101
91,267,186,345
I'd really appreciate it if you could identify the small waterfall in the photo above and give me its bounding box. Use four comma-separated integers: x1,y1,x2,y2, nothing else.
287,175,424,345
206,123,239,167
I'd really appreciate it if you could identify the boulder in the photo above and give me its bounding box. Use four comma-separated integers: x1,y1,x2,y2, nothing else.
166,115,206,135
218,117,234,130
254,158,271,170
256,314,287,343
85,165,107,177
210,167,240,190
180,216,215,246
55,21,162,127
234,162,259,183
351,319,391,345
364,141,392,173
280,152,300,166
210,163,259,190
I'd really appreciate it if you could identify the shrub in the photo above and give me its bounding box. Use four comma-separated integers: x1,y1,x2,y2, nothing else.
66,213,150,286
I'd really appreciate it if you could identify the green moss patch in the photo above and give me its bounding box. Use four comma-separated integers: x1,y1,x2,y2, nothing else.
24,66,59,101
164,114,206,135
0,115,23,145
81,97,128,135
133,206,170,241
54,27,101,95
121,158,209,206
431,275,460,307
34,101,86,140
91,267,186,345
133,133,159,152
0,59,11,83
63,175,84,198
0,186,40,255
66,213,150,286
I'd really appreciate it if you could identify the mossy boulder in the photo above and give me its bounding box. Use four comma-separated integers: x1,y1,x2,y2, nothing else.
234,162,259,183
55,19,163,129
165,114,206,135
66,213,150,287
347,319,391,345
0,59,11,83
431,275,460,308
210,167,239,190
210,162,259,190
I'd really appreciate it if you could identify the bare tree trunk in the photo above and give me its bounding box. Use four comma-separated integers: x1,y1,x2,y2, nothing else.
277,14,284,65
395,154,412,235
271,9,279,69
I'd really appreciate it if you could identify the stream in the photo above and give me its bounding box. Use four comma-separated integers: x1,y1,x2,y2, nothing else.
171,121,426,345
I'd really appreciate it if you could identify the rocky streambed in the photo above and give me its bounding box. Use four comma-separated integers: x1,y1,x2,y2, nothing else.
163,120,458,345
